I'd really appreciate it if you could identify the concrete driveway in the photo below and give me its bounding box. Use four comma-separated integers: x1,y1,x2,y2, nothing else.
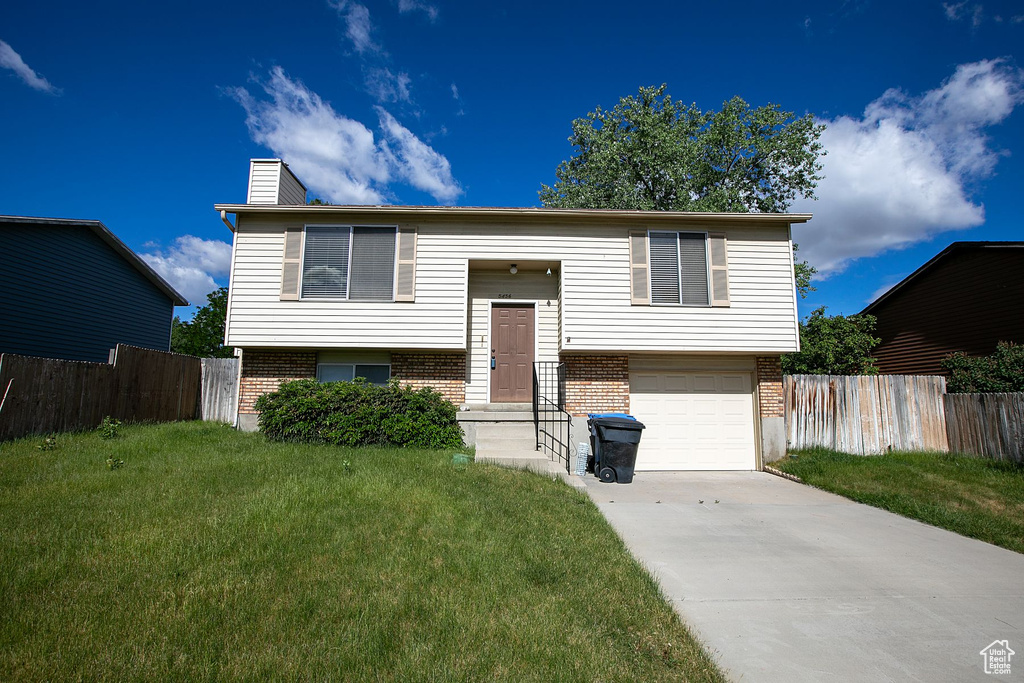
580,471,1024,682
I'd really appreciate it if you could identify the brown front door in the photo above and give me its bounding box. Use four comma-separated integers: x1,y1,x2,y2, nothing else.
490,304,535,403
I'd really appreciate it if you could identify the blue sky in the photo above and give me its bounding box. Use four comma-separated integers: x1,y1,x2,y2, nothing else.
2,0,1021,319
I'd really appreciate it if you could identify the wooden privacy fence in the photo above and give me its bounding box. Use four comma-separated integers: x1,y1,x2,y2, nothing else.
785,374,949,454
946,393,1024,463
0,345,202,441
200,358,239,423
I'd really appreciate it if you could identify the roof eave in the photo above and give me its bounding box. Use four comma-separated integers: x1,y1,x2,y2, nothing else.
213,204,812,231
0,215,190,306
861,241,1024,315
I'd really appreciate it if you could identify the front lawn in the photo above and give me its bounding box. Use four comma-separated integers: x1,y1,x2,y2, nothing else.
775,448,1024,553
0,422,723,681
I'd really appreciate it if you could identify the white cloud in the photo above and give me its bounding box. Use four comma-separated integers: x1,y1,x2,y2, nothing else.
398,0,439,21
377,107,461,203
329,0,378,53
793,59,1023,276
365,67,411,103
943,2,987,27
141,236,232,306
943,1,967,20
231,67,461,204
0,39,59,94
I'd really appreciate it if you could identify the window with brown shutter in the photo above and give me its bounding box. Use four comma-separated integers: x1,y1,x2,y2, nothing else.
647,230,729,307
282,225,403,301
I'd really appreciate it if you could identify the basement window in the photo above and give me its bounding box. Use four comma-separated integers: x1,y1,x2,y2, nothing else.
317,363,391,386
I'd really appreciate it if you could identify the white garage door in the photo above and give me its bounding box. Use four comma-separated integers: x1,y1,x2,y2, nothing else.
629,372,756,471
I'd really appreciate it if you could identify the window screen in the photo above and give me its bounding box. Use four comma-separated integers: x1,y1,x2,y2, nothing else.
301,226,397,300
649,231,710,306
302,227,350,298
350,227,396,301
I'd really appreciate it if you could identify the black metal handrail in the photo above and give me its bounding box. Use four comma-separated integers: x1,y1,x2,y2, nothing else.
533,361,571,473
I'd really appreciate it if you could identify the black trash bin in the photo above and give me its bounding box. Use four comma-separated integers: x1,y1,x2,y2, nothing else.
586,412,633,475
588,415,645,484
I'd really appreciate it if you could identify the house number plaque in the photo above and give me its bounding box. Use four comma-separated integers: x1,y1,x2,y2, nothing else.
496,293,512,299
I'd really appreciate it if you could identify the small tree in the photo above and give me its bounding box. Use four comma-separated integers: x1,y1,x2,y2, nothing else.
782,307,880,375
170,287,233,358
941,342,1024,393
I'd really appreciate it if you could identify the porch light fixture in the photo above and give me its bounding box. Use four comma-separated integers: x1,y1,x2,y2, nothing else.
546,267,552,276
509,264,518,275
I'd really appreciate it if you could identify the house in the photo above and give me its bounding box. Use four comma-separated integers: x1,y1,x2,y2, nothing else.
0,216,188,363
217,159,810,471
862,242,1024,375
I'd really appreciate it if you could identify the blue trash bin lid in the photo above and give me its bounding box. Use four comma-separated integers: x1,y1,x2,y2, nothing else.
587,412,635,420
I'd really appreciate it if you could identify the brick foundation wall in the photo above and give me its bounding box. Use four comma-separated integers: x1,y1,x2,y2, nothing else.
756,356,784,418
561,354,629,416
238,350,317,414
391,352,466,404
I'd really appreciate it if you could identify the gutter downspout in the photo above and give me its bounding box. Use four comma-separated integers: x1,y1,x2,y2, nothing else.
220,210,235,232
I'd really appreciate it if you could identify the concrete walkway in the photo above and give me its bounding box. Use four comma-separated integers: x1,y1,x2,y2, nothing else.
579,471,1024,682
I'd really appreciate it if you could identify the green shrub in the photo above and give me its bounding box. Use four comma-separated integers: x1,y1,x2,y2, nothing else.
254,378,464,449
942,341,1024,393
98,416,122,439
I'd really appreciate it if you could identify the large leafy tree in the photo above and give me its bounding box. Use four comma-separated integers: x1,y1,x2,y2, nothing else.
539,85,824,296
540,85,825,213
170,287,233,358
781,307,880,376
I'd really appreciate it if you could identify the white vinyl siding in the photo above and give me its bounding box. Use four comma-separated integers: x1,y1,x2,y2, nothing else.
247,160,307,205
226,215,798,353
247,161,282,205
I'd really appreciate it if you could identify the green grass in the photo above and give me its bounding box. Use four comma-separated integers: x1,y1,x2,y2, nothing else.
0,422,723,681
775,448,1024,553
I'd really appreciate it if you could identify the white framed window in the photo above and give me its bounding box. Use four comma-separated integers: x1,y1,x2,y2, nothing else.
649,231,711,306
317,363,391,386
301,226,396,301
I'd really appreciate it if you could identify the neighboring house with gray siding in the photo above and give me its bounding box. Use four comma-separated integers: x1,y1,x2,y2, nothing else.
0,216,188,363
219,159,811,471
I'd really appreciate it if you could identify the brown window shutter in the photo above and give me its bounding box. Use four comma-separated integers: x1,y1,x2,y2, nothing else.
629,230,650,305
709,232,730,307
280,226,303,300
395,224,417,302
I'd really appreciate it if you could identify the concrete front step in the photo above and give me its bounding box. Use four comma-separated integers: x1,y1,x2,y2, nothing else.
457,411,534,423
476,450,557,472
475,422,538,440
461,402,532,412
477,438,540,454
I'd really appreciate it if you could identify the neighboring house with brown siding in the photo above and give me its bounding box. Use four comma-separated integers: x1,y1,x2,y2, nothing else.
217,159,811,471
862,242,1024,375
